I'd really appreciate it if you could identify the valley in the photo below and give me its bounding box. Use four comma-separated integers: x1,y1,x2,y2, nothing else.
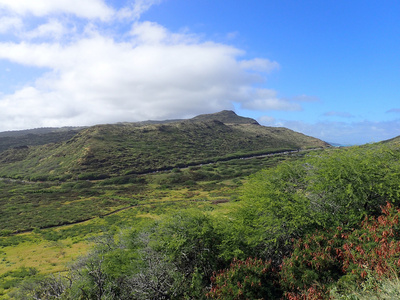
0,148,302,298
1,111,399,299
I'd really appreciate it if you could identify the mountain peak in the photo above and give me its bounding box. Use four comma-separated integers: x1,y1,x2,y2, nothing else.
190,110,259,125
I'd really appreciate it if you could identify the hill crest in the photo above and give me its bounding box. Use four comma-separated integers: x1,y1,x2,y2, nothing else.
0,111,330,181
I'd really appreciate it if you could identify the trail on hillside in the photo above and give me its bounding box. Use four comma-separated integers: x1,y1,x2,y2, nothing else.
0,148,313,183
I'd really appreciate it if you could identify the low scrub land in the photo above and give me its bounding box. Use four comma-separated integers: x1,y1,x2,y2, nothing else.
2,111,400,299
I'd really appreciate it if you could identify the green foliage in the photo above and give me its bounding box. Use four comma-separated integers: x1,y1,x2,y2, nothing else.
0,229,13,236
0,111,328,181
6,139,400,299
9,273,72,300
0,179,138,232
0,267,38,291
280,230,344,294
237,145,400,261
305,145,400,222
331,274,400,300
10,210,228,299
280,202,400,299
0,128,82,153
238,161,314,257
207,257,281,299
151,210,227,283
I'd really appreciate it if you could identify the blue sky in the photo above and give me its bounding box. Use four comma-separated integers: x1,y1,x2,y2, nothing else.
0,0,399,144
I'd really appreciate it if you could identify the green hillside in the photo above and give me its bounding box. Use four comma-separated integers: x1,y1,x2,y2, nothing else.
0,111,330,181
3,113,400,299
3,142,400,299
381,135,400,146
0,127,84,153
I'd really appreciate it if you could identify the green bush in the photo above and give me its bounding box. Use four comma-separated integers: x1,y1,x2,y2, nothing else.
0,229,13,236
207,257,281,299
237,145,400,261
280,202,400,299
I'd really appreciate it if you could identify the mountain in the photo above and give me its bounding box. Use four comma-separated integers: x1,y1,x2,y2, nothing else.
381,135,400,146
189,110,260,125
0,111,330,181
0,111,254,153
0,127,85,153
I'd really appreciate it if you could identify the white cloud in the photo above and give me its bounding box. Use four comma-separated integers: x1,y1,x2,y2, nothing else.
0,0,114,21
22,19,67,40
0,16,23,33
130,21,198,45
0,19,290,130
241,89,302,111
0,1,298,131
117,0,162,21
258,115,276,124
239,58,280,73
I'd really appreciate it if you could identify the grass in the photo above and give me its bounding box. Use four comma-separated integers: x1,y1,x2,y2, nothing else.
0,151,309,298
0,152,302,234
0,233,90,298
331,273,400,299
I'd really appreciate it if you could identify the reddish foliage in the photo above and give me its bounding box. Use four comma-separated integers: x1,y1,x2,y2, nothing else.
280,202,400,299
207,203,400,300
339,202,400,279
206,257,280,299
284,285,330,300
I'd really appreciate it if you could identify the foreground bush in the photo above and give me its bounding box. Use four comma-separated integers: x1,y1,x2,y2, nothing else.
281,202,400,299
207,257,281,299
237,145,400,264
14,145,400,299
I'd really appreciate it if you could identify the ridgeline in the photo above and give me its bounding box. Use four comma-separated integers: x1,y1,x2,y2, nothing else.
0,110,330,181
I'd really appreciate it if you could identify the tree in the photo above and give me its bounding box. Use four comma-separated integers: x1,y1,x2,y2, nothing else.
237,145,400,263
207,257,281,299
150,209,227,298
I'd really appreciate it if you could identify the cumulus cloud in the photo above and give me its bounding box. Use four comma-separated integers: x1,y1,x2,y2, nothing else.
258,115,276,124
117,0,162,21
239,58,280,73
22,19,67,40
0,0,114,20
241,89,302,111
0,0,298,131
0,16,23,33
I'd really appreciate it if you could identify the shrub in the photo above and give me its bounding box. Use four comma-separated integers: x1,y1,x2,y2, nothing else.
337,202,400,285
207,257,281,299
238,145,400,262
280,202,400,299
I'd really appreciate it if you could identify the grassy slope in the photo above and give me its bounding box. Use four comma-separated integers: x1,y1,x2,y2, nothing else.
382,135,400,146
0,111,329,180
0,111,330,297
0,151,296,233
0,128,83,153
0,152,299,297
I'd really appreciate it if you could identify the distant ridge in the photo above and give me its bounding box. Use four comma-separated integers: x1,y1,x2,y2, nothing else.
117,110,259,127
0,111,260,153
0,126,85,138
0,127,85,153
381,135,400,145
189,110,259,125
0,111,330,181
